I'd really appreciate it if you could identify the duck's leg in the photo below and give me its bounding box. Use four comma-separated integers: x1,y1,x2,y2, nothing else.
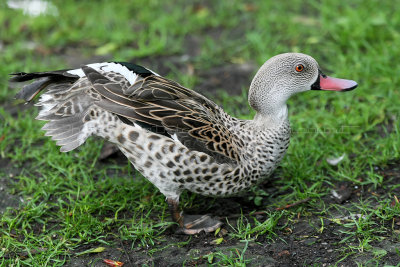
166,198,223,235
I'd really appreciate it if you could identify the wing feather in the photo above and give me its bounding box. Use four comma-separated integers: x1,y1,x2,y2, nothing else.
81,66,240,163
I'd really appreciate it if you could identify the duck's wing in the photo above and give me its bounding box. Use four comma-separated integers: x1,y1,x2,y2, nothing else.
82,66,240,164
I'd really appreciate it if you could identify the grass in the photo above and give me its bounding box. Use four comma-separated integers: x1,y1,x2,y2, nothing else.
227,211,283,241
200,241,251,266
0,0,400,266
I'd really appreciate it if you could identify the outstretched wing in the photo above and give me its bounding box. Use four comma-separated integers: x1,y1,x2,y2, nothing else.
82,66,240,164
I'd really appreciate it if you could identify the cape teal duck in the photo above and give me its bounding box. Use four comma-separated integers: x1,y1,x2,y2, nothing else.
11,53,357,234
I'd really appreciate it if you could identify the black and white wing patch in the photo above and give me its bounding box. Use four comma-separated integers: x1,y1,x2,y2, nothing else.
66,62,157,85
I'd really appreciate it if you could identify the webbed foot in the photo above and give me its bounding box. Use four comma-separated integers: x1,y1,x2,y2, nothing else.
167,198,223,235
179,214,223,235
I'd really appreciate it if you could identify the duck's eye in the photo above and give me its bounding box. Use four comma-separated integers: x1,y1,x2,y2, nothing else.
295,64,304,72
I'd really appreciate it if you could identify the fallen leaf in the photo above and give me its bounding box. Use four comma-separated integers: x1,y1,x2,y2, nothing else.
91,247,106,253
214,227,221,236
76,246,106,256
103,259,124,267
211,237,224,245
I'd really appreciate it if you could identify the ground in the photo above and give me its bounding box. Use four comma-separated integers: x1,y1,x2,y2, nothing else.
1,1,400,266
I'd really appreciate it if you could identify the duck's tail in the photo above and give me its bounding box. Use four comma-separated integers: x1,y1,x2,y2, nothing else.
10,70,77,102
10,69,103,152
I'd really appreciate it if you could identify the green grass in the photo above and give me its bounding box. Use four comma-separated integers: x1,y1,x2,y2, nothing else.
1,0,400,266
198,241,251,266
227,211,283,241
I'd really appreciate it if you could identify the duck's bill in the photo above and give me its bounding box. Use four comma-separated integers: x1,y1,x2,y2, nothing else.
311,75,358,91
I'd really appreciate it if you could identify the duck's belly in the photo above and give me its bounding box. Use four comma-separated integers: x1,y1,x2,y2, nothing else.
99,116,290,200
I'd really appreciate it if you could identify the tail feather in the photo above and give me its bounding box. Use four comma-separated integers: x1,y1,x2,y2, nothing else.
38,107,95,152
10,69,100,152
48,125,83,140
54,132,81,144
14,77,52,102
10,65,132,152
9,69,75,82
43,120,83,135
11,70,78,102
59,140,82,153
54,118,100,152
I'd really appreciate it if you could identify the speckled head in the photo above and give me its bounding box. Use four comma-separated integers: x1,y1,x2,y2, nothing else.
248,53,357,117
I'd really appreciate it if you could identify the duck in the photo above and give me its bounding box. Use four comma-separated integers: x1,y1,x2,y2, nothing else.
10,53,357,234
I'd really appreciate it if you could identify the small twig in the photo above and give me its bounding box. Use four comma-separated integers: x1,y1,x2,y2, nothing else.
275,197,310,211
120,240,133,267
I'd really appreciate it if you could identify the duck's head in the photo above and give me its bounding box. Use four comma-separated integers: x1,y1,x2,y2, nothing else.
249,53,357,119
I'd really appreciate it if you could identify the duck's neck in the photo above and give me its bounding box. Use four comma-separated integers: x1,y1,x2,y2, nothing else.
248,76,291,128
252,103,289,129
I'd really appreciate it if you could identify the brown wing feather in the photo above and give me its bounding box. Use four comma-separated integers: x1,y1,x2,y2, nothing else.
82,66,240,162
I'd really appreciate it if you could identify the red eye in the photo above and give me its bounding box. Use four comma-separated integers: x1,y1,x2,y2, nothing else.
295,64,304,72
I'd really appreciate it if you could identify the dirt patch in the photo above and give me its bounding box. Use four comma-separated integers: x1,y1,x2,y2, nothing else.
0,178,22,215
0,158,24,214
